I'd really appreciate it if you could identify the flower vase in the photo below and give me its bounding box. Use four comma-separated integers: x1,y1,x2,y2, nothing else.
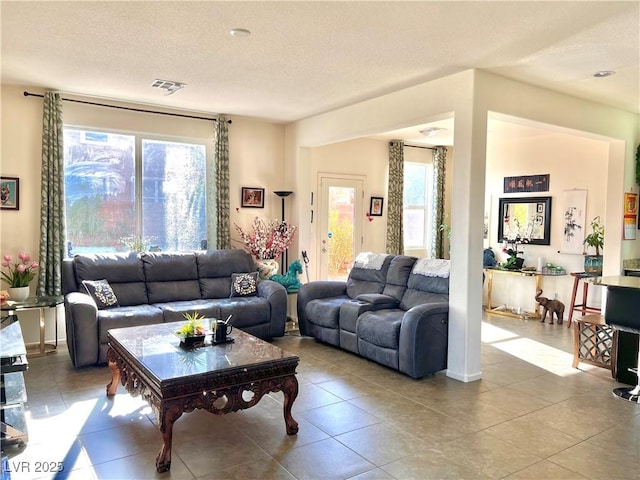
8,286,30,302
584,255,603,275
255,258,279,280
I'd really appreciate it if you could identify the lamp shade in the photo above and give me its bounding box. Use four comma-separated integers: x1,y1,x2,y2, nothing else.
274,191,293,197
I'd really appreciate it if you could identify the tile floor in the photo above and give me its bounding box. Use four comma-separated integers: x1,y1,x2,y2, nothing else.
2,314,639,479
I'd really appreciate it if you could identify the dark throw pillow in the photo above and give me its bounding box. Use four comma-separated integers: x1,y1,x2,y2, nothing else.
82,279,120,309
230,272,259,297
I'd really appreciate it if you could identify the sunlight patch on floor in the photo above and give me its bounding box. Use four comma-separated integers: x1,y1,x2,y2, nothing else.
482,321,588,377
481,322,521,343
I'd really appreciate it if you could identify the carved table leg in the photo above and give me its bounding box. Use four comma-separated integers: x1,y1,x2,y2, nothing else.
281,375,299,435
106,347,120,397
155,401,184,473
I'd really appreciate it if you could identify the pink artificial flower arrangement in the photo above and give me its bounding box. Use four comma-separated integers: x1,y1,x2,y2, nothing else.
234,217,297,260
1,252,39,287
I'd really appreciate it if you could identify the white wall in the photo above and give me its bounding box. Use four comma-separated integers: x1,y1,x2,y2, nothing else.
305,138,388,274
485,131,610,312
0,84,285,345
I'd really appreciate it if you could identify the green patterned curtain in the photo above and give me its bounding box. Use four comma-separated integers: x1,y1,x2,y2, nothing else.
37,92,65,296
431,146,448,259
212,115,230,249
386,140,404,255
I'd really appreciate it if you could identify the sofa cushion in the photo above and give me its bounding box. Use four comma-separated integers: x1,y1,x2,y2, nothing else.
142,252,201,303
154,300,222,323
400,290,449,312
97,305,164,345
215,297,271,330
407,272,449,295
357,310,405,349
400,273,449,310
82,279,119,309
382,255,416,301
345,255,393,299
230,272,259,297
73,253,148,306
197,250,255,298
305,296,350,328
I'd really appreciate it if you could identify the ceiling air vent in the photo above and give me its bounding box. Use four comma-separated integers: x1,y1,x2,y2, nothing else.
150,79,186,96
419,127,447,137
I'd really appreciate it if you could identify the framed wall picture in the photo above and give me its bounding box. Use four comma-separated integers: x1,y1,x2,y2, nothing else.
0,176,19,210
560,189,587,254
370,196,384,216
497,196,552,245
503,174,550,193
241,187,265,208
624,192,637,239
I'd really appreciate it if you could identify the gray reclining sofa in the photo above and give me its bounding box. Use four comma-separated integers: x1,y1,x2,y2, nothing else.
297,254,449,378
62,249,287,367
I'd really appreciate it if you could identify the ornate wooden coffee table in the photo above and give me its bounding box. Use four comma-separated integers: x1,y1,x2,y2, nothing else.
106,322,299,472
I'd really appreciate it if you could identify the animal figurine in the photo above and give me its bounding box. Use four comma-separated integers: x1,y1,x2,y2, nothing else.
269,260,303,293
535,289,565,324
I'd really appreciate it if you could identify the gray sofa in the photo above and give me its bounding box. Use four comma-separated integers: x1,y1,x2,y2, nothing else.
297,254,449,378
62,249,287,367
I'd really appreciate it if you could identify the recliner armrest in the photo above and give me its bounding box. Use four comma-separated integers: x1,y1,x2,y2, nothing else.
64,291,100,368
398,301,449,378
356,293,400,307
257,280,287,337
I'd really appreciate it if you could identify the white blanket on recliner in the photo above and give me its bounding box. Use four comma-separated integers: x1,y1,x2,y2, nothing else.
413,258,450,278
354,252,389,270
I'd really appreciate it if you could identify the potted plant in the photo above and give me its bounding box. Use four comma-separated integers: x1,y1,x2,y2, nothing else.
583,216,604,275
1,252,39,301
175,311,207,347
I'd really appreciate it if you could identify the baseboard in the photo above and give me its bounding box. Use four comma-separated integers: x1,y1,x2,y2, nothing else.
445,368,482,382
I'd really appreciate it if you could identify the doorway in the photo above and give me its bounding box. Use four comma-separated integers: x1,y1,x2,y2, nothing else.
317,175,364,280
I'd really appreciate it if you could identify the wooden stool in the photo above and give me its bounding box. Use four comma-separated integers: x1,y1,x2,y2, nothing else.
567,272,602,328
572,314,617,377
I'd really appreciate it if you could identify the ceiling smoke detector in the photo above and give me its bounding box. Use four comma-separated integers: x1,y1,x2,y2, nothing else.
419,127,447,137
151,79,186,96
593,70,616,78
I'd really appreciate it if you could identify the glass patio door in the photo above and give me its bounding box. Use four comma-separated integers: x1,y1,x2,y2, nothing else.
318,175,364,280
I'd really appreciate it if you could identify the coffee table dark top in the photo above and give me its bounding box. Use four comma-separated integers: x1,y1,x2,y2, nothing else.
107,322,298,391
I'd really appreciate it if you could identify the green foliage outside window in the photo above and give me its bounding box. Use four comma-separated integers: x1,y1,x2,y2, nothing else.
328,210,353,275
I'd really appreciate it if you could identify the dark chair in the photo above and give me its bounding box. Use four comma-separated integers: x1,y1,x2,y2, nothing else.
604,286,640,403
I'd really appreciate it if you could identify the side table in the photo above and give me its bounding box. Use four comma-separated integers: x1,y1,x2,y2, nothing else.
0,295,63,357
286,291,298,333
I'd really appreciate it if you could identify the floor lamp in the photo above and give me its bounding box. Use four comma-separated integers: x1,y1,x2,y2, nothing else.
274,191,293,274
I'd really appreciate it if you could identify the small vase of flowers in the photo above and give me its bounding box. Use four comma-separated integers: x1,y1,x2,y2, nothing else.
1,252,39,301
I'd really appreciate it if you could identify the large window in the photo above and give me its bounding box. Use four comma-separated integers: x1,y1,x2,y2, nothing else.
64,128,207,254
403,161,434,250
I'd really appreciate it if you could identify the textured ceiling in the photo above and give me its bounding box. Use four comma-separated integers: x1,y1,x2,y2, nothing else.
2,1,639,124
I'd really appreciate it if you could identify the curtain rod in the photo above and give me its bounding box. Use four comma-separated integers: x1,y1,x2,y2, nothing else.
403,143,434,150
23,91,231,123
